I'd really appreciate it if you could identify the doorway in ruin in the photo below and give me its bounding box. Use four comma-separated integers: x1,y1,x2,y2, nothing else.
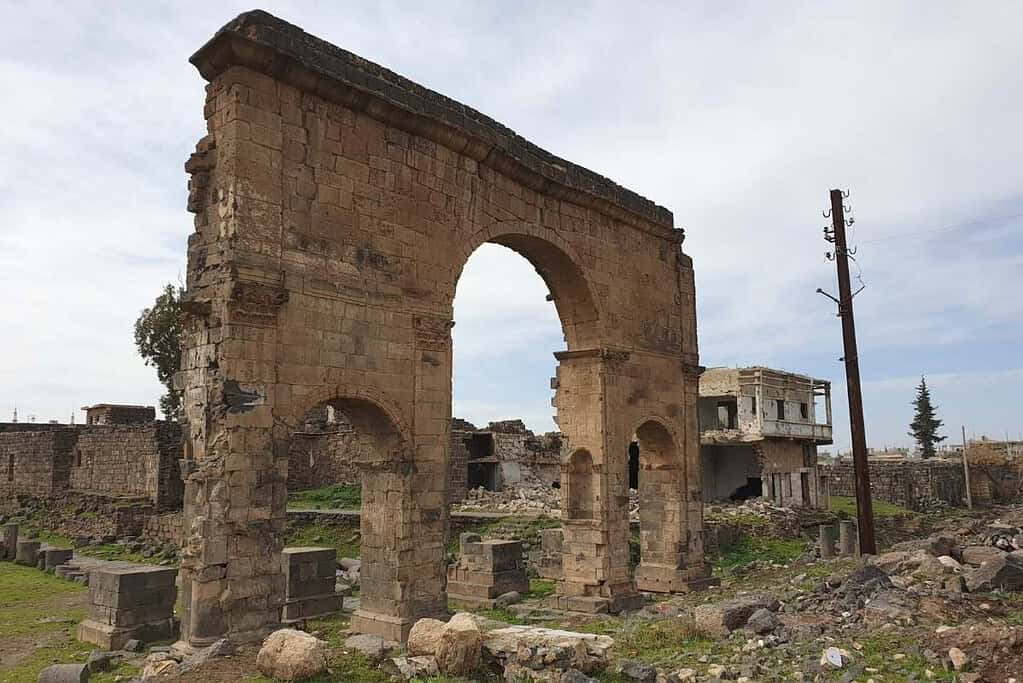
701,444,762,502
287,403,360,509
630,421,677,568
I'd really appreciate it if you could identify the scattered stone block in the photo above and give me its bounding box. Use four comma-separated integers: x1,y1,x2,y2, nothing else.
15,539,41,566
44,549,74,572
483,624,614,675
745,607,780,634
282,547,343,623
965,553,1023,592
447,538,528,608
256,629,327,681
616,659,657,682
962,545,1006,567
436,612,482,676
36,663,89,682
76,566,177,650
693,593,779,635
3,523,17,560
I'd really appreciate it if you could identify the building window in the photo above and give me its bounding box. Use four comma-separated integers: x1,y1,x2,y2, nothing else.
6,455,13,481
800,403,808,420
716,400,738,429
776,399,785,420
750,395,757,416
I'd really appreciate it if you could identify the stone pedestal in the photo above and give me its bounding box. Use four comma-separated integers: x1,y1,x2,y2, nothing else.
537,528,564,580
282,547,343,623
838,520,857,557
447,535,529,608
3,524,17,561
44,548,74,572
77,566,178,650
634,563,719,594
15,540,40,566
819,524,835,559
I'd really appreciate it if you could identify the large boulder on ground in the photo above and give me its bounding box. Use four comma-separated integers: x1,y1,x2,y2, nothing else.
965,553,1023,592
745,607,780,634
407,617,447,656
962,545,1007,567
892,535,960,561
256,629,327,681
693,593,779,635
436,612,483,676
484,625,614,675
616,659,657,682
872,551,911,574
37,663,89,682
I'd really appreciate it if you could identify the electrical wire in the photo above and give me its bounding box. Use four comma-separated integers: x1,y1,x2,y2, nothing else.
858,212,1023,244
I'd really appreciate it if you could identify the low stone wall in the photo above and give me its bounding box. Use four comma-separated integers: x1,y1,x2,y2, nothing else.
5,493,158,542
143,511,183,545
823,459,966,510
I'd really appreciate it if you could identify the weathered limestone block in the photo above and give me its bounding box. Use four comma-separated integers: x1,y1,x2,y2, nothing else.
693,593,779,635
44,548,74,572
965,553,1023,592
15,539,40,566
77,566,178,649
537,528,564,581
256,628,327,681
962,545,1007,567
483,624,614,675
36,663,89,682
3,524,17,560
447,537,529,608
281,547,343,623
436,613,482,676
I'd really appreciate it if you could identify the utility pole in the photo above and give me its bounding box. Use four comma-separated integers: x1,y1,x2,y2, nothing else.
961,425,973,509
819,188,877,555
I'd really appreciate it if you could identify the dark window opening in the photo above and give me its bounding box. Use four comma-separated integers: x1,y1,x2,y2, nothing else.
465,433,494,460
74,450,82,467
800,472,811,506
551,481,561,489
716,400,738,429
628,441,639,490
7,455,14,481
800,402,808,420
751,395,757,416
776,399,785,420
729,477,762,501
467,461,497,491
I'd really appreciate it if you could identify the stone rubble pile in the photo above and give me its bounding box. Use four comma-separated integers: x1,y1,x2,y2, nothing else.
457,472,561,516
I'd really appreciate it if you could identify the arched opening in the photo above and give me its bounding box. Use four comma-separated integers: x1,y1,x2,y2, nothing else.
282,394,408,624
632,420,678,570
566,449,596,520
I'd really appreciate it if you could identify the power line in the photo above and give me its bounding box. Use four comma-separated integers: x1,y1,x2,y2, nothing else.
858,212,1023,244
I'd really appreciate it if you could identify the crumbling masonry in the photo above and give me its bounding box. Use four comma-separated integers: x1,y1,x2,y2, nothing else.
177,10,710,645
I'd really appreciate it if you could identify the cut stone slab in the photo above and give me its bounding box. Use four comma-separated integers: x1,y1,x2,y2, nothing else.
256,629,327,681
15,539,41,566
962,546,1007,567
36,663,89,682
693,593,780,635
483,625,614,675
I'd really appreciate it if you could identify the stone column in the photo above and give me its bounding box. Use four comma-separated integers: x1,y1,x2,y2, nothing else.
838,520,857,557
3,524,17,561
819,525,835,559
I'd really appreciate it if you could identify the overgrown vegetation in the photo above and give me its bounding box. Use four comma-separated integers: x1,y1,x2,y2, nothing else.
829,495,913,519
711,536,806,573
286,522,361,559
288,484,363,510
134,283,184,419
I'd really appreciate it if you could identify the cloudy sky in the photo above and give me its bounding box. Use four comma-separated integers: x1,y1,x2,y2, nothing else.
1,2,1020,452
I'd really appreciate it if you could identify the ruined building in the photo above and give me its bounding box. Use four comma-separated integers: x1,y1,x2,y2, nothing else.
0,406,182,510
448,419,562,501
177,10,710,646
698,367,832,508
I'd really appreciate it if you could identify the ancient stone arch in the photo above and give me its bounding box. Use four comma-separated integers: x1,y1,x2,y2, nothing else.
177,10,711,646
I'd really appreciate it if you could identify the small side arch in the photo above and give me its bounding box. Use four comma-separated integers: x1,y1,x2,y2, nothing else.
564,448,597,521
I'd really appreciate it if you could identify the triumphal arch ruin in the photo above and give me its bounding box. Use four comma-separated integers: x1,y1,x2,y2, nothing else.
177,10,712,646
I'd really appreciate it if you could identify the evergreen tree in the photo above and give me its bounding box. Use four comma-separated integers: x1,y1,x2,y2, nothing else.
908,376,946,458
134,284,184,420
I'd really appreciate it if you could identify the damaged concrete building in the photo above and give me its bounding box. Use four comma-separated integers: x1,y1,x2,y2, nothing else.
448,419,562,501
698,367,832,508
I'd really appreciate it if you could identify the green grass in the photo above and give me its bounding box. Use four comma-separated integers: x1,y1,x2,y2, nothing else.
835,633,956,682
711,536,806,573
0,563,135,682
606,619,716,666
829,495,912,518
75,543,157,565
288,484,362,510
287,523,361,559
527,579,556,599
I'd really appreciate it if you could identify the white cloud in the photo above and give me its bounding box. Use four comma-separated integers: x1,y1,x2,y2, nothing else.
0,2,1020,447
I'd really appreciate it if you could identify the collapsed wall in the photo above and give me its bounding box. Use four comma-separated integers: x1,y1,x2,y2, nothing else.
822,459,966,510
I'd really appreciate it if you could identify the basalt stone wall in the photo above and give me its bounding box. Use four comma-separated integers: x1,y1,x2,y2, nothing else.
70,422,183,509
286,430,360,491
824,459,965,510
0,429,78,498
